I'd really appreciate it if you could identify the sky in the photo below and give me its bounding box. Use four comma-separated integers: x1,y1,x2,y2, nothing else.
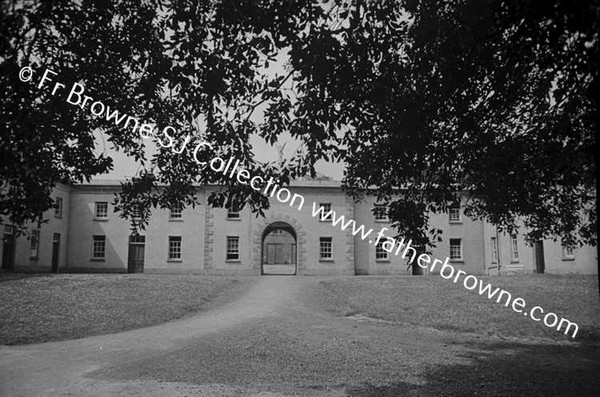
92,135,344,181
93,48,345,182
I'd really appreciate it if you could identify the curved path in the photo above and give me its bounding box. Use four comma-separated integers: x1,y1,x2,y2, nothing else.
0,276,313,397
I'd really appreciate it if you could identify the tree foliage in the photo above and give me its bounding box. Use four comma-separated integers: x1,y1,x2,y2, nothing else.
1,0,596,249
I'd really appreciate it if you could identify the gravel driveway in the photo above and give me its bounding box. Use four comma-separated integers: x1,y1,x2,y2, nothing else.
1,276,598,396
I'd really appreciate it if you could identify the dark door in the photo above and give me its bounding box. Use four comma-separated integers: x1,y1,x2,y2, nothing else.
51,233,60,273
128,235,145,273
411,245,424,275
535,240,545,274
2,227,15,270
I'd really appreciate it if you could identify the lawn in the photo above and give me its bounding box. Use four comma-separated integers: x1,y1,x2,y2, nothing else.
0,273,245,345
93,274,600,396
313,274,600,342
2,273,599,347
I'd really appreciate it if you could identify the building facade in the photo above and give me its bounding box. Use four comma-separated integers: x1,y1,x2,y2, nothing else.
1,180,597,276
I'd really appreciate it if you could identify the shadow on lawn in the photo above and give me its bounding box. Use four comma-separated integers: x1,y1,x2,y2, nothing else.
346,341,600,397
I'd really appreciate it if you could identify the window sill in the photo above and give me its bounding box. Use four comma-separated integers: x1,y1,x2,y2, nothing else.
168,218,183,222
226,218,241,221
29,256,39,260
319,259,334,262
374,219,389,223
510,260,520,264
449,220,463,224
319,219,332,223
561,257,575,262
226,259,241,263
90,258,105,262
450,259,464,264
376,259,390,263
167,259,182,263
94,218,108,222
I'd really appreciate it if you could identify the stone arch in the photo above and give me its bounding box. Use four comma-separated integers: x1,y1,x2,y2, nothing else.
252,213,307,275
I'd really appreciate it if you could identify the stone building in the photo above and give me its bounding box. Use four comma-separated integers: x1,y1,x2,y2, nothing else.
1,179,596,276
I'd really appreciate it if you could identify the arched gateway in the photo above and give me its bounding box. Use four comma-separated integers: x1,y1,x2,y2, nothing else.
261,221,297,275
252,214,306,275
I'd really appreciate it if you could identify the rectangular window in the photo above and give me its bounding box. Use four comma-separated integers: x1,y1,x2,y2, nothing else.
562,245,575,260
510,234,519,261
169,204,182,219
319,237,333,260
449,207,461,223
30,229,40,258
490,237,498,263
375,240,389,260
130,234,146,244
449,238,462,260
95,202,108,219
92,235,106,259
226,236,240,260
168,236,182,260
54,197,63,218
227,207,240,220
374,204,388,222
319,203,332,221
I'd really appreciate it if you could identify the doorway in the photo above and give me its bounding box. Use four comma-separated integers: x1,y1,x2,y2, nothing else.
51,233,60,273
2,225,15,271
128,235,145,273
534,240,545,274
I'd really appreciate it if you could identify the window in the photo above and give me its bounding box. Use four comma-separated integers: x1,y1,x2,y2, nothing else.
374,204,388,222
92,235,106,259
562,244,575,260
130,234,145,244
169,204,182,219
168,236,182,260
226,236,240,260
490,237,498,263
449,238,462,260
95,202,108,219
131,205,141,219
510,234,519,261
319,237,333,260
449,206,461,223
54,197,63,218
227,207,240,220
30,229,40,258
376,240,389,260
319,203,332,221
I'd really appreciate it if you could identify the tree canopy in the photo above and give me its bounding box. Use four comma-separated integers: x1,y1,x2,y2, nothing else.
1,0,596,249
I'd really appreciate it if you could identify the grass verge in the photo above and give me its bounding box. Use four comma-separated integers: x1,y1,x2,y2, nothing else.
0,273,244,345
314,274,600,341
